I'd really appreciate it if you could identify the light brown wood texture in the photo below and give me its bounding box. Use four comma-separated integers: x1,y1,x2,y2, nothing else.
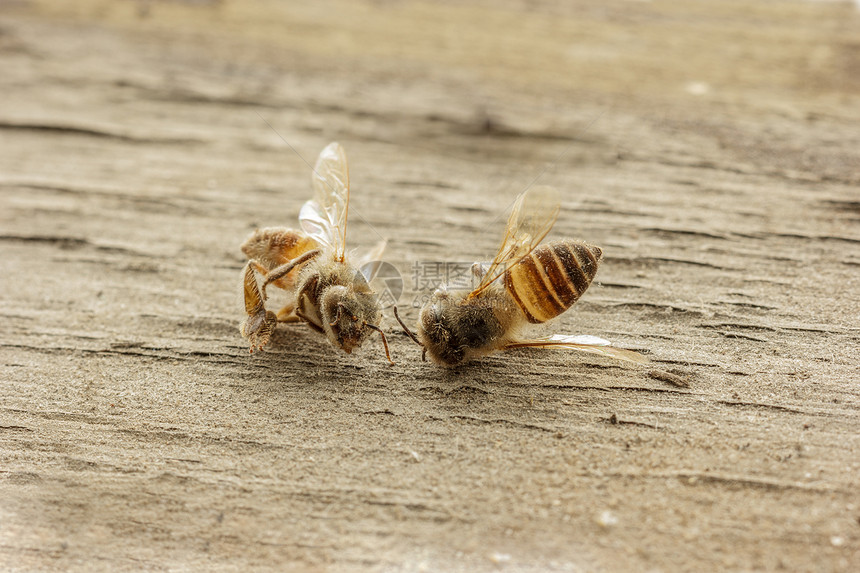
1,1,858,571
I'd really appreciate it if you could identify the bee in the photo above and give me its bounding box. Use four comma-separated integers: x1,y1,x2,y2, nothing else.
395,186,646,366
240,142,392,363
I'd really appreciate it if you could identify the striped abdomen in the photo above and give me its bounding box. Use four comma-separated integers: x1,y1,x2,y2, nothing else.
504,240,603,324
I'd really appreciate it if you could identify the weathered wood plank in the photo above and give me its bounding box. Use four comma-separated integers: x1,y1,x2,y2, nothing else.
1,1,858,571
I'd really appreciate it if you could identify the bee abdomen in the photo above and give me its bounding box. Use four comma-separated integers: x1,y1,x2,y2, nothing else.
241,228,317,269
505,240,603,324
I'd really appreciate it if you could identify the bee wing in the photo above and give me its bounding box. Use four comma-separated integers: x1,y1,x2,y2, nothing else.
505,334,649,365
470,186,560,297
356,239,388,282
300,142,350,260
299,200,337,251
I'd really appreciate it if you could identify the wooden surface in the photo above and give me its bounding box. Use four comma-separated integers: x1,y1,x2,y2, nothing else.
1,1,858,571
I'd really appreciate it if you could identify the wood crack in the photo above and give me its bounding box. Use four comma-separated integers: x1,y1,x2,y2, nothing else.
0,120,200,144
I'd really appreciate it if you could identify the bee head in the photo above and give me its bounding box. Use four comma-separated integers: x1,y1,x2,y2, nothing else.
417,290,463,365
321,285,383,354
417,289,502,366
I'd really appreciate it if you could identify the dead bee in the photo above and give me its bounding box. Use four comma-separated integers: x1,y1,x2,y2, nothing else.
395,186,646,366
240,142,392,363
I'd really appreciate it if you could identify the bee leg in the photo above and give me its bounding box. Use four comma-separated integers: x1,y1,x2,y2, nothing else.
260,249,321,301
248,259,269,276
276,303,301,323
329,302,358,327
241,261,277,352
294,307,325,334
241,310,277,353
364,323,394,365
392,306,427,362
393,306,424,349
242,261,266,315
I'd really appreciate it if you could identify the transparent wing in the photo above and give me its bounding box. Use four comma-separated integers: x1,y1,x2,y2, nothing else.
470,186,560,298
298,200,336,251
356,239,388,281
505,334,649,365
300,142,350,260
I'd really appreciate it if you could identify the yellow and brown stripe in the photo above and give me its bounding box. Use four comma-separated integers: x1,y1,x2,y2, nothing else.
504,239,603,323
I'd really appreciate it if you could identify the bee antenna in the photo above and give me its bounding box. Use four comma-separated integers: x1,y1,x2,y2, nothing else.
393,306,423,348
364,322,394,365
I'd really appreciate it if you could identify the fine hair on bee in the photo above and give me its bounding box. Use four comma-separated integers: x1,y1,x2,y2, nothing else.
394,186,646,367
239,142,393,364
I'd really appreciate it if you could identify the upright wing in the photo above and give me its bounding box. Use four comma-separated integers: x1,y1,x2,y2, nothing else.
469,186,560,298
357,239,388,282
504,334,649,364
300,142,350,261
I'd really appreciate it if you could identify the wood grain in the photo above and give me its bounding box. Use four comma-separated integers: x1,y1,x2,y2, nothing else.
1,1,858,571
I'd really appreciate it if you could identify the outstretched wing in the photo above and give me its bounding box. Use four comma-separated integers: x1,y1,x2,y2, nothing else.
504,334,649,364
469,186,560,298
356,239,388,282
300,142,350,261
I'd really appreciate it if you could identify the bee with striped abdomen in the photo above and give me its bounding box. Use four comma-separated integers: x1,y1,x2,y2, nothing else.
395,186,646,366
240,142,392,363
